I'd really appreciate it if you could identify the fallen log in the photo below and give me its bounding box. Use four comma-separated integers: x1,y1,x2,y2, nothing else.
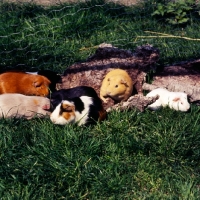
57,43,160,109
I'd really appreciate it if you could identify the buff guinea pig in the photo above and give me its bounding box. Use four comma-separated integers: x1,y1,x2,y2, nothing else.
100,69,133,103
146,88,190,112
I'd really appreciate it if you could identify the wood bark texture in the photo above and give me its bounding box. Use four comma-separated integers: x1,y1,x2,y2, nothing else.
106,94,159,112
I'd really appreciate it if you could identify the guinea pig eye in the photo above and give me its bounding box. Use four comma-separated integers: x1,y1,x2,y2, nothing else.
115,85,118,88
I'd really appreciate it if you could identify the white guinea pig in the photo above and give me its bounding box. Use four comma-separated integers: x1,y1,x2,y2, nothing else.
146,88,190,112
50,96,107,126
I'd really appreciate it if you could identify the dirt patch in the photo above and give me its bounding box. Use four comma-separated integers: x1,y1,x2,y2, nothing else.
4,0,140,6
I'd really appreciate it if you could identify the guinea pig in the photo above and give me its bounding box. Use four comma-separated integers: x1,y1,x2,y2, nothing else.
146,88,190,112
49,86,101,111
0,71,51,96
50,96,107,126
100,69,133,103
0,93,51,119
26,69,61,92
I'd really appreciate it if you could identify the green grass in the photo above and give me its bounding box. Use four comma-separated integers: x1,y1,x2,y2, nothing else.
0,0,200,199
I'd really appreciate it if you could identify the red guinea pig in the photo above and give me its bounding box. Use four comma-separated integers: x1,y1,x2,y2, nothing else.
0,71,51,96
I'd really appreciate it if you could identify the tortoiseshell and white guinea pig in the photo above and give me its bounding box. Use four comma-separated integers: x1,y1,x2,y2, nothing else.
50,96,107,126
146,88,190,112
49,86,101,111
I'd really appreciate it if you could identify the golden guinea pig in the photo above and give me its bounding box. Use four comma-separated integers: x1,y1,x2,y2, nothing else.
100,69,133,103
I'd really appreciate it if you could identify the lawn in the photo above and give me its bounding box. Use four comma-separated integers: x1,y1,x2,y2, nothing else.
0,0,200,199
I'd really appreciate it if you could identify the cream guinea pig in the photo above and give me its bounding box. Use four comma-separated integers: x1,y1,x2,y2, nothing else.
100,69,133,103
146,88,190,112
0,93,51,119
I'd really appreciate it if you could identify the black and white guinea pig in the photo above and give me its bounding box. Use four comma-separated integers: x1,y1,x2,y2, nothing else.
50,96,107,126
49,86,101,111
146,88,190,112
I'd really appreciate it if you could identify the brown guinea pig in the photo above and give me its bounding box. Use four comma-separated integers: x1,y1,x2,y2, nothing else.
26,69,61,92
0,71,51,96
100,69,133,103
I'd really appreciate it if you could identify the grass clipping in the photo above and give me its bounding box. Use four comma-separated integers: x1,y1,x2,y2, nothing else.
135,31,200,42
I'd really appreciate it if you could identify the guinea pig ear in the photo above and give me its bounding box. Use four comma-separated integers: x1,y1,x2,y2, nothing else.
173,97,180,102
61,103,75,112
120,79,128,87
33,79,42,88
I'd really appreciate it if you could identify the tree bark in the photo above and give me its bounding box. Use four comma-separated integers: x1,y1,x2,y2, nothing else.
106,94,159,112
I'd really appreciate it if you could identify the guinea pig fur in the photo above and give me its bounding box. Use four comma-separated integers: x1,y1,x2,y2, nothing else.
146,88,190,112
100,69,133,103
50,96,107,126
26,70,61,92
49,86,101,111
0,93,51,119
0,71,51,96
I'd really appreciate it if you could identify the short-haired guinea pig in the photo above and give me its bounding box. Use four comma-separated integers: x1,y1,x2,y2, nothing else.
26,69,61,92
49,86,101,111
50,96,107,126
100,69,133,103
0,71,51,96
146,88,190,112
0,93,51,119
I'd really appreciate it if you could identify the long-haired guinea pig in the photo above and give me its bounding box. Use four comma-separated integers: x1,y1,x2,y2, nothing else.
0,71,51,96
0,93,51,119
100,69,133,103
50,96,107,126
146,88,190,112
49,86,101,111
